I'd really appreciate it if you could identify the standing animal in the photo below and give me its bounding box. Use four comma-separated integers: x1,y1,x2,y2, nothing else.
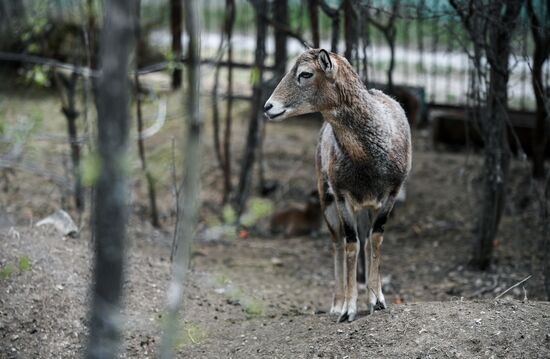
270,190,323,237
264,49,412,322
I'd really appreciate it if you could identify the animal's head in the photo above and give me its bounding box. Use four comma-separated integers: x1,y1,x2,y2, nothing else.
264,49,356,121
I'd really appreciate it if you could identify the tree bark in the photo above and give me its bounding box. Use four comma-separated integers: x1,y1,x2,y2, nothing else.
86,0,97,70
450,0,523,269
308,0,320,48
319,0,340,53
544,174,550,299
135,0,160,228
170,0,183,89
274,0,288,79
471,0,522,269
234,0,268,218
527,0,550,179
87,0,135,357
343,0,358,65
223,0,236,204
61,73,84,211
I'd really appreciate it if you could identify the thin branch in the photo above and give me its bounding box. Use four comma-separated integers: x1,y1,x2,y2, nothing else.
319,0,340,17
261,14,311,48
495,275,532,299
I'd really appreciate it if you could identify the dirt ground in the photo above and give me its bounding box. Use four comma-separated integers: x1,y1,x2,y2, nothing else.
1,88,550,357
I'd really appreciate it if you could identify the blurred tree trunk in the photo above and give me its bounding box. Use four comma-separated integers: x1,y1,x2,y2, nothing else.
223,0,236,204
160,0,201,356
234,0,268,218
87,0,135,358
86,0,97,70
343,0,358,65
319,0,340,53
527,0,550,179
170,0,183,89
254,0,288,198
451,0,523,269
308,0,320,48
544,175,550,299
212,0,236,205
473,0,522,270
274,0,288,80
53,71,84,211
134,0,160,228
0,0,25,31
368,0,399,92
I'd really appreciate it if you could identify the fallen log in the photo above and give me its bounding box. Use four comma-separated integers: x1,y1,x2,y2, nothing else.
430,104,549,158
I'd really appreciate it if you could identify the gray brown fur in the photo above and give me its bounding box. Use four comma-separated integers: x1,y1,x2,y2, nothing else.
264,49,411,322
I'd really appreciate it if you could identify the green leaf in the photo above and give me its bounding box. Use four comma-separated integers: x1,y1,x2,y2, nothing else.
0,263,15,279
29,65,50,87
19,256,31,272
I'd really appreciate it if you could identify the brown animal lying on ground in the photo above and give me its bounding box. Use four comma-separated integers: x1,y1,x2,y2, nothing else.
270,191,323,237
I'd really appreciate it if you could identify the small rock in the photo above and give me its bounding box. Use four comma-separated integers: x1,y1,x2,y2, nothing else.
11,334,19,341
36,209,78,237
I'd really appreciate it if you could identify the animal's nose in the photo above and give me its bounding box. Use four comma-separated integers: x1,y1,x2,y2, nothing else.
264,103,273,113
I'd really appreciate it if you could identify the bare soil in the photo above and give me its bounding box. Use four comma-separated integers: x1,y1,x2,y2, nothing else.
1,89,549,358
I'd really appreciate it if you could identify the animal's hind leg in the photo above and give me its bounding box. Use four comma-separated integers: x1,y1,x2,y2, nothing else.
366,209,390,314
324,202,345,316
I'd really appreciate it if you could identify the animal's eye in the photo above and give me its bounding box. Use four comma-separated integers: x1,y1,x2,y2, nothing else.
298,71,313,80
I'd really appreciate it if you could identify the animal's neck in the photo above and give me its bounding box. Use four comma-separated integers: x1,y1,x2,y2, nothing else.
321,87,374,162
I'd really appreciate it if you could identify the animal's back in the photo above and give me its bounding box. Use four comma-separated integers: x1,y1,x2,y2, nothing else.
367,88,412,175
316,88,411,205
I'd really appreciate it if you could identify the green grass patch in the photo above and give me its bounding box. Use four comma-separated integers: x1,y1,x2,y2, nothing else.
178,323,207,347
213,273,231,286
240,197,273,228
0,263,16,279
244,299,266,318
18,256,31,272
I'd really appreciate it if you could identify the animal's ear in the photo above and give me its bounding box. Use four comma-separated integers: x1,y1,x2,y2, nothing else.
318,49,334,75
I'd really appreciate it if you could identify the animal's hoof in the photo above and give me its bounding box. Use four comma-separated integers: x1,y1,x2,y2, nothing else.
367,299,387,315
336,302,357,323
337,312,348,323
336,311,356,322
330,297,344,316
375,299,387,310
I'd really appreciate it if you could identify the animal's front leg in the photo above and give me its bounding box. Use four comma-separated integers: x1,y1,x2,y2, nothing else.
337,210,360,322
338,239,359,322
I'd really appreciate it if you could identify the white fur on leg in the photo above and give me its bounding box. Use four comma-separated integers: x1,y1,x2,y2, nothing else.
338,240,359,322
367,232,386,314
331,241,346,316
